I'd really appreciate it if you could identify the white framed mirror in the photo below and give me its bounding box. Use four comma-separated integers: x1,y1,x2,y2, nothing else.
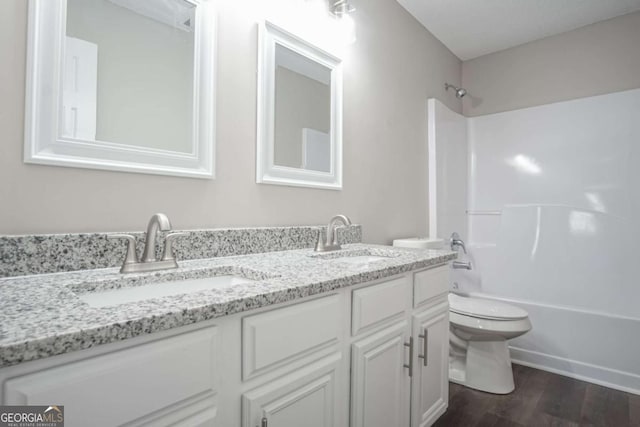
256,21,343,190
24,0,215,179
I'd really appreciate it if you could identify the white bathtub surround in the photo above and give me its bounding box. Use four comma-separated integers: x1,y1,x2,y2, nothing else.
459,88,640,394
427,98,468,242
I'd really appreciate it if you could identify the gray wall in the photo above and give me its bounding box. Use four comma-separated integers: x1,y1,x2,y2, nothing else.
0,0,462,243
462,11,640,117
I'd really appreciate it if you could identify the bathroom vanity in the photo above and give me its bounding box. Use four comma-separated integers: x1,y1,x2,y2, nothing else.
0,241,455,427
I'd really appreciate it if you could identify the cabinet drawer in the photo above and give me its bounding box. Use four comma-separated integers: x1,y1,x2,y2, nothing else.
3,327,218,427
413,265,449,308
242,294,341,380
352,276,410,336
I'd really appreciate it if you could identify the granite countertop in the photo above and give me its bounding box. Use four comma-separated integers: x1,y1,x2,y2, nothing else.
0,244,456,368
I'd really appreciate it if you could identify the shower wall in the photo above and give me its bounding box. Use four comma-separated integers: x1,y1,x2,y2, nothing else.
466,88,640,394
427,98,468,242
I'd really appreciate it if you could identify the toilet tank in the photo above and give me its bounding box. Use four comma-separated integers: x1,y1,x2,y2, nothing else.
392,237,444,249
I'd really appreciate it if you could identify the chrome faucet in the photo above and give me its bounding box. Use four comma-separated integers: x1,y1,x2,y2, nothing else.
450,232,467,254
452,260,472,270
450,232,472,270
141,213,172,262
315,214,352,252
108,213,186,274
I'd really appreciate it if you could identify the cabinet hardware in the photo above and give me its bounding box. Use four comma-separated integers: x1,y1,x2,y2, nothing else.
258,417,267,427
418,329,428,366
404,336,414,377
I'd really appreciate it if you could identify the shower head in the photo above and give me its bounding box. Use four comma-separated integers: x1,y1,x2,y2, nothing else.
445,83,468,99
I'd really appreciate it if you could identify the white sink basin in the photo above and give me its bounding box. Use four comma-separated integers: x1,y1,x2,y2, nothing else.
79,275,256,308
333,255,389,265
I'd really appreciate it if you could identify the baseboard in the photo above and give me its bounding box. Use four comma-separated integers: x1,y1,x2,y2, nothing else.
510,346,640,396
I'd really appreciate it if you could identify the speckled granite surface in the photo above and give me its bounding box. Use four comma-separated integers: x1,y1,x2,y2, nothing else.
0,244,456,368
0,225,362,278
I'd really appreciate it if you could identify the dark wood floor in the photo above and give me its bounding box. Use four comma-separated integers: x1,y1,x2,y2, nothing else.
434,365,640,427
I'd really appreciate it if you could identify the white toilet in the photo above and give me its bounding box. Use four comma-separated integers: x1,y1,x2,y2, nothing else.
448,293,531,394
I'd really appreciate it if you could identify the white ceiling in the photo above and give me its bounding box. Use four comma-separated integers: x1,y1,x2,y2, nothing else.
396,0,640,60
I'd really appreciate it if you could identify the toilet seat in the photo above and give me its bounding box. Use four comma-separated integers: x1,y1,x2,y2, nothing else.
449,293,528,320
449,311,532,340
449,294,532,341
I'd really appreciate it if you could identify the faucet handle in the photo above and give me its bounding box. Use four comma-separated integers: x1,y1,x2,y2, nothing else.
108,234,139,267
315,229,326,252
450,232,467,254
162,232,187,262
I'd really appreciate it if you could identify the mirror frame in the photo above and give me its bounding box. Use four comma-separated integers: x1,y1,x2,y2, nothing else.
24,0,216,179
256,21,343,190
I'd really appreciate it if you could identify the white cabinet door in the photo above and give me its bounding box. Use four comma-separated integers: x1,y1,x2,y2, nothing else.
351,322,411,427
242,353,343,427
411,302,449,427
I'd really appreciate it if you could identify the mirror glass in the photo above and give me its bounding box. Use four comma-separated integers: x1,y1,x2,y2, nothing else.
64,0,195,153
273,45,331,172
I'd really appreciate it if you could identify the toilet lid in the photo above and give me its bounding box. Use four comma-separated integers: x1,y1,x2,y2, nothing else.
448,294,529,320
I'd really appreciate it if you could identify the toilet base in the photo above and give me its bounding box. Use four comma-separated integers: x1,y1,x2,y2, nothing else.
449,338,515,394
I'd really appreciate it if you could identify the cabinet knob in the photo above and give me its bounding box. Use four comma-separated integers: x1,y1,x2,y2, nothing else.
259,417,268,427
